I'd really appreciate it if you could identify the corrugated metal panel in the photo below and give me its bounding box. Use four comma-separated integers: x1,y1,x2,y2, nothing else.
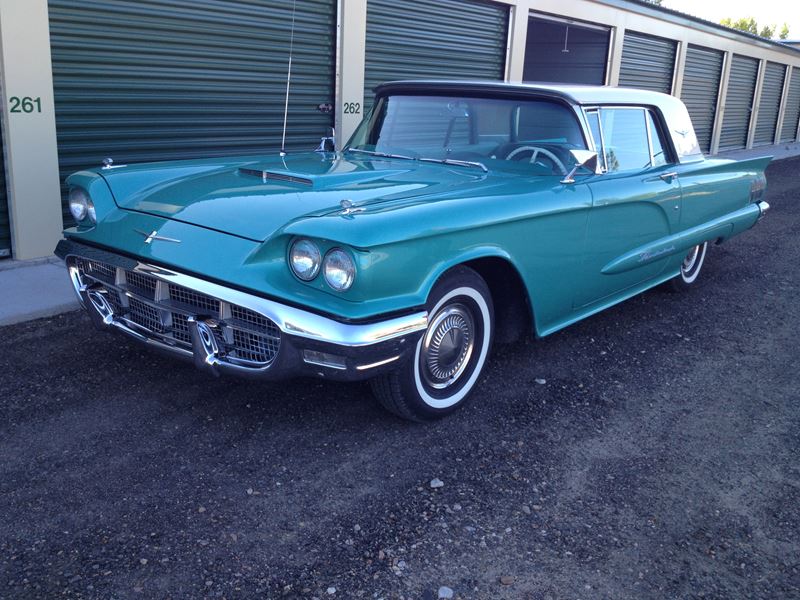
719,55,759,150
618,31,676,94
780,67,800,142
523,17,609,85
754,62,786,146
363,0,508,112
0,118,9,257
680,44,723,153
49,0,336,226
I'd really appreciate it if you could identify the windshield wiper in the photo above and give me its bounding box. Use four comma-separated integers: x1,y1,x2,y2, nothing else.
419,157,488,173
345,148,417,161
346,148,488,173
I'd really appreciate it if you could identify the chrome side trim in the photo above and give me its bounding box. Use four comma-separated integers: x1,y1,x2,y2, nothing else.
65,252,428,348
600,202,761,275
355,355,402,371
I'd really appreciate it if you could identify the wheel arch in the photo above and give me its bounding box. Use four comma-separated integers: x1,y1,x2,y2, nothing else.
422,249,535,344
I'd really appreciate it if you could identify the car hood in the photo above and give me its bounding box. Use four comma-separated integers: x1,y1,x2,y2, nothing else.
99,152,496,242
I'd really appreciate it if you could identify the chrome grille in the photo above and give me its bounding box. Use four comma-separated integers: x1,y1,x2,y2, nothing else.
125,269,157,299
171,313,191,344
105,289,124,316
231,328,280,363
231,304,278,334
72,257,280,367
76,257,116,285
128,297,166,333
168,284,219,314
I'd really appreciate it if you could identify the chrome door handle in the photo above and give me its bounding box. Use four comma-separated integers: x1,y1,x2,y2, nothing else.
659,172,678,182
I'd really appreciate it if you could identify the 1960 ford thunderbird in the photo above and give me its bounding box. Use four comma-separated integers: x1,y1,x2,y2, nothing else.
55,81,770,421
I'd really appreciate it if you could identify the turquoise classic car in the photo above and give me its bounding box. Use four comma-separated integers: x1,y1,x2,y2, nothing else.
55,81,770,421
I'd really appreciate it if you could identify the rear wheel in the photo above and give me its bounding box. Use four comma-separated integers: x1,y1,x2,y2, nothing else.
669,241,708,292
370,266,494,421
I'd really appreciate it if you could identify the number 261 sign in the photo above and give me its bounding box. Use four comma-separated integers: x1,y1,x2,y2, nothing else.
8,96,43,114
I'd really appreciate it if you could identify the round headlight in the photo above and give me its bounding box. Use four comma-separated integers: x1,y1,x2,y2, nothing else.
68,187,89,222
289,238,321,281
323,249,356,291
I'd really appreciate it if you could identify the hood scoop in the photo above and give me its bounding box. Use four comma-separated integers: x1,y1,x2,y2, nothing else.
239,167,312,186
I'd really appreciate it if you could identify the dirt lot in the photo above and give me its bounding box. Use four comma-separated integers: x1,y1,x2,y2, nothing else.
1,157,798,599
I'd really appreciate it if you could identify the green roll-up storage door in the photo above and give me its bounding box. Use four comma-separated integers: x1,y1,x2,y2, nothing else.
680,45,723,153
49,0,336,226
719,55,759,150
523,16,610,85
0,120,10,258
780,68,800,142
754,62,786,146
618,31,676,94
363,0,509,112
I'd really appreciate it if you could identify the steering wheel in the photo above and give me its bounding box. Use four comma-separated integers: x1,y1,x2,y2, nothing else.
505,145,566,174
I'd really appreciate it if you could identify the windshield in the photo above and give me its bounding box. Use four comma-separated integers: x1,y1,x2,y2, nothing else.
346,94,588,176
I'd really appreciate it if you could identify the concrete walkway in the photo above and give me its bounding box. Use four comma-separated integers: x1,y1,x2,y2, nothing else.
1,141,799,328
0,257,79,326
717,140,800,161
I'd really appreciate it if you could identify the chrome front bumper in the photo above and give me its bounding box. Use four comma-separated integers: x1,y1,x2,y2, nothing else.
55,240,427,381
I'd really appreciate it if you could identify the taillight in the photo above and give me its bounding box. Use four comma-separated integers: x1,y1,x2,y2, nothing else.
750,174,767,202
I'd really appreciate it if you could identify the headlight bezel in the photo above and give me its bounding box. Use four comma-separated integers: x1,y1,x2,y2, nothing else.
289,238,322,281
323,247,356,292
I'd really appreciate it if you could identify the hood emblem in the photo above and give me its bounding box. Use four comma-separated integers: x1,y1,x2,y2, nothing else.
135,229,181,244
339,198,364,216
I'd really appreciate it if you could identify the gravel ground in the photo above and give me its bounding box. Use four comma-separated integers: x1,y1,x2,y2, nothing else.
1,158,798,600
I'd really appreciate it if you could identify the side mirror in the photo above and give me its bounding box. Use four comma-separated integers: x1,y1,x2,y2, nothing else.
560,149,601,184
315,127,336,153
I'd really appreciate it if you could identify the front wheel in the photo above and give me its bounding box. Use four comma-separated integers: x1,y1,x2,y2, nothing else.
668,241,708,292
370,266,494,421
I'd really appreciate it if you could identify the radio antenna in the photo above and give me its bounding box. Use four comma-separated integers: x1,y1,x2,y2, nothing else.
280,0,297,157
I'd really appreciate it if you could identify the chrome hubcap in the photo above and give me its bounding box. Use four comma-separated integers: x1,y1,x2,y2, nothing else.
421,304,475,390
682,245,700,274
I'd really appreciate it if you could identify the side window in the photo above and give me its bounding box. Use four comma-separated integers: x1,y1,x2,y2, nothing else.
599,108,651,172
647,110,669,167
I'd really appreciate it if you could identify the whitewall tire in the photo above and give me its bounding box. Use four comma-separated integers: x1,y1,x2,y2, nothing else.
669,242,708,292
370,266,494,421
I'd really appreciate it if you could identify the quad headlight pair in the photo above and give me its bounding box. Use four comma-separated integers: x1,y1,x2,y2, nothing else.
289,238,355,292
68,187,96,224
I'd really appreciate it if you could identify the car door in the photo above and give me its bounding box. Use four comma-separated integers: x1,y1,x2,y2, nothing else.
574,106,682,308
